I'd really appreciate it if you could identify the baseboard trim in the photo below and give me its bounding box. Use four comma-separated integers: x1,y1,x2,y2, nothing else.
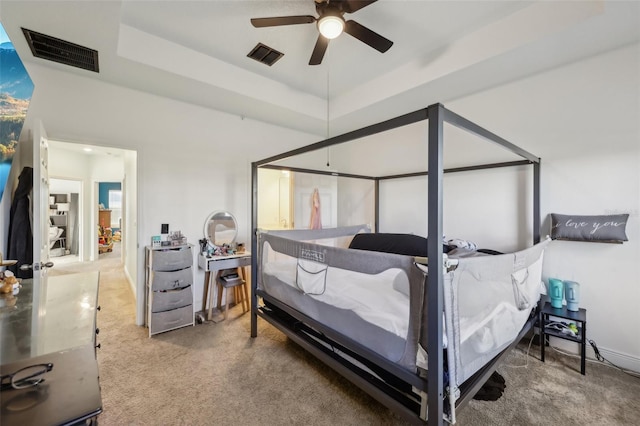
124,266,135,295
549,336,640,373
123,265,143,326
598,347,640,373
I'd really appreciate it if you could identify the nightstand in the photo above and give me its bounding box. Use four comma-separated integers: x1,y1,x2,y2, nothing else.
540,302,587,375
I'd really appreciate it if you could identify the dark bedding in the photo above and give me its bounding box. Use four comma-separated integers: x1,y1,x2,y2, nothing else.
348,232,453,256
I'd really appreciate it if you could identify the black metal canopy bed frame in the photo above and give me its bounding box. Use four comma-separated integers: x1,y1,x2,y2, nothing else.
250,103,542,425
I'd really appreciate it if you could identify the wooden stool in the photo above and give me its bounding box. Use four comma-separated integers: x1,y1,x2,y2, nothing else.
216,267,250,320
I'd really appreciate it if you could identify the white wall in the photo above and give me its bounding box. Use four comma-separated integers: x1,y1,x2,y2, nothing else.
21,62,318,325
451,43,639,371
383,44,639,370
380,166,532,252
337,177,375,229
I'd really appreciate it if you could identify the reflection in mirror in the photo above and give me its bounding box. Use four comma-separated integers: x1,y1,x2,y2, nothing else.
204,211,238,246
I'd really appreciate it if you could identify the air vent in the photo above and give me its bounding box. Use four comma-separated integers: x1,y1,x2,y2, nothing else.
22,28,99,73
247,43,283,66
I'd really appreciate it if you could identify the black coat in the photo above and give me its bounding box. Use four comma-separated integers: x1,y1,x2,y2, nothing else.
7,166,33,279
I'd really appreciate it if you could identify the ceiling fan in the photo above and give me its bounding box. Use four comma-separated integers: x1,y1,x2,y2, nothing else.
250,0,393,65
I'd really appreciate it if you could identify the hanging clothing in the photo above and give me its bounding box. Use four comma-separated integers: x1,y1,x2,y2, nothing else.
7,166,33,279
309,188,322,230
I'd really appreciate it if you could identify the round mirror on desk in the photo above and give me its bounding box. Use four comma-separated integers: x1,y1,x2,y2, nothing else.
204,211,238,247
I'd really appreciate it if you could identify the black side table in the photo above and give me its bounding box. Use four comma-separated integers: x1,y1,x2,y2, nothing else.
540,302,587,375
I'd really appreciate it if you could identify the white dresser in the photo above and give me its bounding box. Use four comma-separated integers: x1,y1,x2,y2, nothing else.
145,245,194,336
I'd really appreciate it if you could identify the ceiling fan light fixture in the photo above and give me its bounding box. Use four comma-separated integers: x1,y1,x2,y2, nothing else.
317,15,344,39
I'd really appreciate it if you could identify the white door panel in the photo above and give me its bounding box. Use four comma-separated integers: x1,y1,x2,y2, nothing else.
293,173,337,229
33,119,51,276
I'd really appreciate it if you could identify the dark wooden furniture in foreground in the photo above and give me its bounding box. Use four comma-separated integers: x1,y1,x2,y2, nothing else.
0,271,102,425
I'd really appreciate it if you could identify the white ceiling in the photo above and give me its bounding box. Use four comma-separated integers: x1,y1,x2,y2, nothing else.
2,0,639,138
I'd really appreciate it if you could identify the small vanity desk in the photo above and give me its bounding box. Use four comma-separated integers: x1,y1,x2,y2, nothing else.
198,252,251,321
199,210,250,322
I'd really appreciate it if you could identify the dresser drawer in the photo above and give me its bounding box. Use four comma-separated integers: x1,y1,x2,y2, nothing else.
151,286,193,313
149,248,192,271
149,305,193,335
150,268,193,291
207,255,251,271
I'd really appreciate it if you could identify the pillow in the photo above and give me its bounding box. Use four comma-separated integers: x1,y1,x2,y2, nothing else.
550,213,629,243
348,233,452,256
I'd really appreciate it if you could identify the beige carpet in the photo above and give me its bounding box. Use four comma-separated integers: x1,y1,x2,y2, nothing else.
50,244,640,425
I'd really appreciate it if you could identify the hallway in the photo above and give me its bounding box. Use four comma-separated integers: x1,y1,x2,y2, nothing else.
49,241,122,276
48,241,136,329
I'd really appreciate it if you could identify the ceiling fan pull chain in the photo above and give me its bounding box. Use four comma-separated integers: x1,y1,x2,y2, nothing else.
327,69,331,167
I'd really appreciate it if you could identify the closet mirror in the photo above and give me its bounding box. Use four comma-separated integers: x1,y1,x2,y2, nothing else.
204,211,238,246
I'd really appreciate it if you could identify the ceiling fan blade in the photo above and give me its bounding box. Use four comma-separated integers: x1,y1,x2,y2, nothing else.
309,35,329,65
344,20,393,53
251,16,315,28
342,0,378,14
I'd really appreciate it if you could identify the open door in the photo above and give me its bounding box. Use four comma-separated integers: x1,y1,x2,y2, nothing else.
25,120,53,357
31,119,52,276
293,173,337,229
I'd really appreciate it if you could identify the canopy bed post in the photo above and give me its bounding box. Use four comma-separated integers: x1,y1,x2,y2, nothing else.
426,103,445,425
374,179,380,232
534,161,541,243
251,161,259,337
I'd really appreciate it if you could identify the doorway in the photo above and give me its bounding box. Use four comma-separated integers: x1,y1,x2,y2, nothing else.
49,178,82,263
257,168,293,229
98,181,122,256
47,140,137,290
257,168,339,230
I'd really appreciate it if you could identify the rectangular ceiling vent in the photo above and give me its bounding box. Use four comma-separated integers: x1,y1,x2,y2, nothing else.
22,28,99,73
247,43,283,66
